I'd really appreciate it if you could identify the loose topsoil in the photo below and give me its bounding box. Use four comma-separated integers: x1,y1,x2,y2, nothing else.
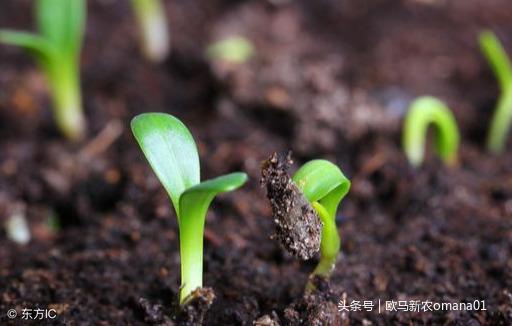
1,0,511,325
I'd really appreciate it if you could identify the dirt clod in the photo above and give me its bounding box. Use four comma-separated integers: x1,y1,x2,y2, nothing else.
138,298,174,325
283,276,342,326
177,287,216,325
253,312,281,326
261,152,322,260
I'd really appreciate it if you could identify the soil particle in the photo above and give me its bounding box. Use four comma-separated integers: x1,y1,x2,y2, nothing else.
283,276,342,326
138,298,174,325
253,311,281,326
176,287,215,326
260,152,321,260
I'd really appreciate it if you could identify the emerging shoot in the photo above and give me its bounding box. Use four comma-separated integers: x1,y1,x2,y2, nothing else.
292,159,350,289
206,36,254,64
402,96,460,167
131,113,247,304
0,0,86,141
131,0,170,63
479,30,512,153
261,153,350,291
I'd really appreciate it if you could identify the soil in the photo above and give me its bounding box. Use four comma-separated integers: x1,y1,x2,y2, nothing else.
261,152,322,260
1,0,511,325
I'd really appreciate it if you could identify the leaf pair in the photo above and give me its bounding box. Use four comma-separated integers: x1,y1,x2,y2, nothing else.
131,113,247,303
0,0,86,140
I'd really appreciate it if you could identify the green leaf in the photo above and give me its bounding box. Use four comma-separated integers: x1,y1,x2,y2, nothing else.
0,30,53,62
36,0,85,55
292,160,351,218
179,172,248,220
131,113,200,213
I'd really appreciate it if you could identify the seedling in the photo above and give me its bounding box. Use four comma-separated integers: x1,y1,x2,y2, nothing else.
131,113,247,304
479,30,512,153
131,0,170,63
402,96,460,167
0,0,86,141
292,160,350,289
261,153,350,290
206,36,254,64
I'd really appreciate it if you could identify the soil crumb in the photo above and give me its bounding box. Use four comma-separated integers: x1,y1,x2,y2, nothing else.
283,276,342,326
176,287,215,325
253,312,281,326
138,298,175,325
260,152,322,260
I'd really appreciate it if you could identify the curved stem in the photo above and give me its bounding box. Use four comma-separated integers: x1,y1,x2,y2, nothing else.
306,201,340,292
402,97,459,167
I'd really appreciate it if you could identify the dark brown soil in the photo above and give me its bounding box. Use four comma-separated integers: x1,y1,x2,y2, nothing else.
1,0,511,325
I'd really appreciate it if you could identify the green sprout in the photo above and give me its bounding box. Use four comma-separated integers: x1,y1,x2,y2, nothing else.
131,113,247,304
402,96,460,167
479,30,512,153
206,36,254,64
0,0,86,141
292,160,350,289
131,0,170,63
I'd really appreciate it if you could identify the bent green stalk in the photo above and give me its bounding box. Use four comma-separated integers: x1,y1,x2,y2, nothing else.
131,113,247,304
0,0,86,141
402,96,460,167
292,160,350,290
131,0,170,63
479,30,512,153
310,202,339,277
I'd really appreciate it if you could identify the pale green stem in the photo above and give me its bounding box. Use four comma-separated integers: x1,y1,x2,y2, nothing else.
179,222,204,304
306,201,340,292
402,97,459,167
487,88,512,153
178,195,213,304
131,0,170,63
46,57,85,141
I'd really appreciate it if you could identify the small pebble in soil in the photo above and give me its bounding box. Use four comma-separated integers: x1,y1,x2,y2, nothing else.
260,152,322,260
253,312,281,326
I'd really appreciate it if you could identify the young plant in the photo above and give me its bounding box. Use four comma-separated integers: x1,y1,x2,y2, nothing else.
206,36,254,64
131,0,170,63
0,0,86,141
131,113,247,304
402,96,460,167
292,160,350,289
479,30,512,153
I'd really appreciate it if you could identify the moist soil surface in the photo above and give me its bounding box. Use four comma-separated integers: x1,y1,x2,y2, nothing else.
1,0,512,325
